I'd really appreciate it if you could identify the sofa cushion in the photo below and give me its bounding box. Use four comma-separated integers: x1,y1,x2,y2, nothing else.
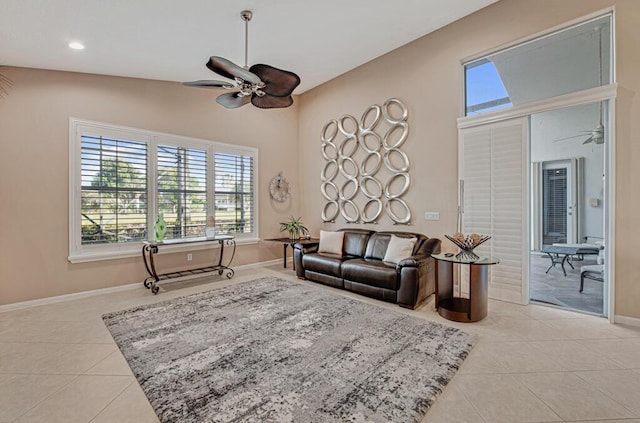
342,258,398,291
383,235,417,264
318,230,344,255
302,253,353,278
342,230,374,257
365,232,424,261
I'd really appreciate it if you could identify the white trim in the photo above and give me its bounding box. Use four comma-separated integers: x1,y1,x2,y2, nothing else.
69,118,259,263
458,84,618,129
0,258,283,313
613,315,640,328
68,237,260,263
606,98,616,322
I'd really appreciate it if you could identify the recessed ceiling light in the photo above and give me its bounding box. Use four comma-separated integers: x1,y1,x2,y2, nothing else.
68,41,85,50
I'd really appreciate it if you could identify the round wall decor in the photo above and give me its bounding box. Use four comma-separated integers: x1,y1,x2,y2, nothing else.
269,172,290,202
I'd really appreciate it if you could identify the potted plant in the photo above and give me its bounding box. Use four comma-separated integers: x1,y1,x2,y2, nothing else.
279,216,308,241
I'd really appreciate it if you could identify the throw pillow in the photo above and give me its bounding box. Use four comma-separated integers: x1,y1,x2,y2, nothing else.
318,230,344,255
383,235,417,264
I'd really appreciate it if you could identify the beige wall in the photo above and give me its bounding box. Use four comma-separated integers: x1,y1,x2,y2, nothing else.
0,68,300,304
298,0,640,319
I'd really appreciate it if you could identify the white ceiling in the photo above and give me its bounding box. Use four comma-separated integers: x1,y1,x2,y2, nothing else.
0,0,498,93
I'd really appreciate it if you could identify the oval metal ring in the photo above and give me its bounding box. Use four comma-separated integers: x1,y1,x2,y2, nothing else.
382,98,408,124
322,201,339,222
321,181,339,201
382,122,409,150
321,119,338,143
338,135,359,158
321,140,338,161
338,114,358,136
361,198,383,223
359,104,381,132
320,159,338,182
360,151,382,177
359,130,382,154
383,148,410,173
383,172,410,199
340,199,360,223
361,175,383,199
338,156,359,179
339,178,359,201
385,198,412,225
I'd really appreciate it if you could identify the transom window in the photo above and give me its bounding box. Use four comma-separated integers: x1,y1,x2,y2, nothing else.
464,14,612,116
69,119,258,262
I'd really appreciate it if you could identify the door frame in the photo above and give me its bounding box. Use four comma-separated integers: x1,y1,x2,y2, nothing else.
458,84,616,321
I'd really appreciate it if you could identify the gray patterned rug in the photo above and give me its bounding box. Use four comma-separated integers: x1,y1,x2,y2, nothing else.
102,277,475,423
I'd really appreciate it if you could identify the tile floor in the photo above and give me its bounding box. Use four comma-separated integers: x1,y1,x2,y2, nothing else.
0,265,638,423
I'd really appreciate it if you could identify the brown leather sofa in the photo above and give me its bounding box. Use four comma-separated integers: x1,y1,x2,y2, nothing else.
293,229,441,309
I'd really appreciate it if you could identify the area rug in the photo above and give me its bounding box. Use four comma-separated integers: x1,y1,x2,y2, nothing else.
102,277,476,423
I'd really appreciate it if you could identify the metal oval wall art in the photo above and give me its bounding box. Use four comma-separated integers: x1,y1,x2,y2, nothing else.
319,98,412,225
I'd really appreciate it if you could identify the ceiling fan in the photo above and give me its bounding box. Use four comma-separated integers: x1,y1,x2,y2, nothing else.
554,26,606,146
182,10,300,109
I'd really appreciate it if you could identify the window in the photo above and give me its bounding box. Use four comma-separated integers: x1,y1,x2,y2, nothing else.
69,120,258,262
464,14,612,116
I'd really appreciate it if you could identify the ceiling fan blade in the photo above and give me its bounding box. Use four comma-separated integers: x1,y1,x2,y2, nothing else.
582,136,595,144
251,94,294,109
206,56,262,85
182,80,236,89
249,64,300,97
216,92,251,109
554,134,590,142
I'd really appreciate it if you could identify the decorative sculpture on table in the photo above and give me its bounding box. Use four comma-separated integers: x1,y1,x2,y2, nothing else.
205,216,216,239
445,232,491,261
320,98,412,225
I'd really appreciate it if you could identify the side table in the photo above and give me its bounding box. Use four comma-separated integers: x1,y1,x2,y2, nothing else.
432,253,499,323
265,237,319,270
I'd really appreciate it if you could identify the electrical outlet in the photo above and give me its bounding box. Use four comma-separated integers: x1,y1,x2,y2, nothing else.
187,253,192,261
424,212,440,221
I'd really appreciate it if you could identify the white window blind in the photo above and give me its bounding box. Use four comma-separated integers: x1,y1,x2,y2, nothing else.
157,145,207,240
80,134,148,245
460,118,527,304
214,152,255,235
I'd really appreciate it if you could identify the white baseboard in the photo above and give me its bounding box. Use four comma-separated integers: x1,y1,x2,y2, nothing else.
0,258,283,314
614,314,640,327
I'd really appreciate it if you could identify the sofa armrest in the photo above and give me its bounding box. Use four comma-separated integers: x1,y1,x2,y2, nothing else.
293,242,319,278
397,254,430,269
397,255,436,309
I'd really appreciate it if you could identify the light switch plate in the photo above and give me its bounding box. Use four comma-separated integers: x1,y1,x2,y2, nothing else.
424,212,440,221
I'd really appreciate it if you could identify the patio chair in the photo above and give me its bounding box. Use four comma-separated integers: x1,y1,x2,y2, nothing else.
579,264,604,293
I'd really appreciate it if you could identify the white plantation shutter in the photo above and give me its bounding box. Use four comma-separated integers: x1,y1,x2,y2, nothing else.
459,117,528,304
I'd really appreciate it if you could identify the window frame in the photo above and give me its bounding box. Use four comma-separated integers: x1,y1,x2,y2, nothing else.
69,118,259,263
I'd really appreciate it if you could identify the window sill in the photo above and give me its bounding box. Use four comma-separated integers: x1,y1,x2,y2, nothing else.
68,237,260,264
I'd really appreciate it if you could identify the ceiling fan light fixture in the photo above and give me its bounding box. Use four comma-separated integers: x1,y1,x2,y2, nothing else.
182,10,300,109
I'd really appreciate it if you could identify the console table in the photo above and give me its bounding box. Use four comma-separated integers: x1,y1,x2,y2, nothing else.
142,236,236,294
432,253,499,323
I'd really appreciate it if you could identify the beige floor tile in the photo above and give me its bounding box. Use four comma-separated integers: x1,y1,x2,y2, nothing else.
568,420,640,423
422,382,484,423
517,372,636,421
90,382,158,423
0,374,75,422
15,375,134,423
521,304,591,320
575,369,640,416
530,339,624,371
478,341,566,373
456,374,561,423
458,344,509,374
0,342,116,374
577,338,640,368
0,319,114,344
542,318,620,340
85,350,133,376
